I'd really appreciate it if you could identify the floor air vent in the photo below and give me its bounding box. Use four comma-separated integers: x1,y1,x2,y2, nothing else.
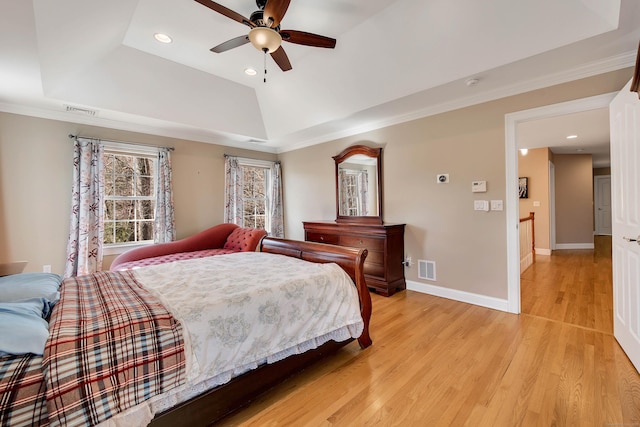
418,260,436,281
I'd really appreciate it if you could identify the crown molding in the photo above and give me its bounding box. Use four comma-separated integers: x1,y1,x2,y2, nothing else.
275,50,636,153
0,50,635,155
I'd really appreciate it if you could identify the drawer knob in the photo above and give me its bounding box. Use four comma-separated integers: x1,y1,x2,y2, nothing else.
320,236,324,241
359,240,363,245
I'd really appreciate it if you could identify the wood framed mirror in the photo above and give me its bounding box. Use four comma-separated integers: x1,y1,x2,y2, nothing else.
333,145,383,225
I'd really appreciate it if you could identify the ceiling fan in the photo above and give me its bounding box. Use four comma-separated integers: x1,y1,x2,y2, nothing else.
194,0,336,72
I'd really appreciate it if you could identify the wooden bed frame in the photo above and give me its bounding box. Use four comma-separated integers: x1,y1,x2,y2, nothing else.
149,237,372,426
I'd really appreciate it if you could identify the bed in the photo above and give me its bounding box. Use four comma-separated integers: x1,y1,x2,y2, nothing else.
0,237,371,427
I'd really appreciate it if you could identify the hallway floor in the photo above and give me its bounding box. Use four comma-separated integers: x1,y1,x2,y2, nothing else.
521,235,613,334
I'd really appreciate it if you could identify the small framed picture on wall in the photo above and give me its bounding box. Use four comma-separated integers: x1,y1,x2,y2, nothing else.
519,177,529,199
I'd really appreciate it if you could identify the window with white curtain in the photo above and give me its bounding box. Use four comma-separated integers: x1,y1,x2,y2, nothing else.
225,156,283,237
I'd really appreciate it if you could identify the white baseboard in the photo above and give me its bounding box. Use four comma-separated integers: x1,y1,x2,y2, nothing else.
554,243,595,250
535,248,552,256
406,280,510,313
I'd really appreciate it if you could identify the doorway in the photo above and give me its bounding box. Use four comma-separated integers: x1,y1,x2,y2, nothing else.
504,92,617,313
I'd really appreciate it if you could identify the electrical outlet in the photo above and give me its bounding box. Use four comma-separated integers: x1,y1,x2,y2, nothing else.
43,265,51,273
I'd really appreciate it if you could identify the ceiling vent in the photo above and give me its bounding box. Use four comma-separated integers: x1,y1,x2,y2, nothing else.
64,105,98,117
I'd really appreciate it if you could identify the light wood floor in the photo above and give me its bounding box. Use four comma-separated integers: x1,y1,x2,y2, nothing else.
219,237,640,426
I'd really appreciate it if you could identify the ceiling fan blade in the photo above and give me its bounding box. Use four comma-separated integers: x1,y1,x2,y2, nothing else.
211,35,250,53
270,46,292,71
193,0,255,28
263,0,291,28
280,30,336,48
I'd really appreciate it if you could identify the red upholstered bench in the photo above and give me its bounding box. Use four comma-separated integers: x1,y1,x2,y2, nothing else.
110,224,267,271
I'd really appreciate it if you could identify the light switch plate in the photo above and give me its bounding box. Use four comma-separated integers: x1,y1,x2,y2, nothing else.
474,200,489,211
472,180,487,192
490,200,503,211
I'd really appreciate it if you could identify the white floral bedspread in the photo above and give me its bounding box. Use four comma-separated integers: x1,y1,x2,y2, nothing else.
133,251,364,387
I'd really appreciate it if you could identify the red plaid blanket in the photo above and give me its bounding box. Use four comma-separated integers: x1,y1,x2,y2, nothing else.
42,270,186,427
0,354,49,427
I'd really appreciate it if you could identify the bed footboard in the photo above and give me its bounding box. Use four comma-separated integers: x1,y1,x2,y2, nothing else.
260,237,372,349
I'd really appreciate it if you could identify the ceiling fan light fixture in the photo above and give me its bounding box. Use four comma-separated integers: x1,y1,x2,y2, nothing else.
248,27,282,53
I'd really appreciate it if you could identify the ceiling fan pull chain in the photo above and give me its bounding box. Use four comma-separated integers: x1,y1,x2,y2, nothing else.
263,48,268,83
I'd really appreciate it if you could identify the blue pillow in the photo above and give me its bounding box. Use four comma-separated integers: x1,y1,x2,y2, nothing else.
0,298,50,357
0,273,62,307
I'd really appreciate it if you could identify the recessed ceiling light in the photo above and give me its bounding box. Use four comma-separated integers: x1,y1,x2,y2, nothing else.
154,33,172,44
566,135,578,139
465,78,479,87
244,68,257,76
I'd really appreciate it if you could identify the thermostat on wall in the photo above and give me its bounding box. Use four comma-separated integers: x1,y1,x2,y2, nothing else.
472,180,487,192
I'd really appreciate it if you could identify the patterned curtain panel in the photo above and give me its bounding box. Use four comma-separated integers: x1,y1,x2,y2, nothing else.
358,170,369,216
154,149,176,243
270,162,284,237
338,169,348,215
64,138,104,277
224,155,243,224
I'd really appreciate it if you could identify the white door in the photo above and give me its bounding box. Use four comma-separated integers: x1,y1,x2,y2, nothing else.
594,175,612,235
610,80,640,373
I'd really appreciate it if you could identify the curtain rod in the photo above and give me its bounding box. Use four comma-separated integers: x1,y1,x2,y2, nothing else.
224,154,280,164
68,134,174,151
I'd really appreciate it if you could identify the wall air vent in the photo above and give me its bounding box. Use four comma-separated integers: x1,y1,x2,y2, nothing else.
64,105,98,117
418,260,436,281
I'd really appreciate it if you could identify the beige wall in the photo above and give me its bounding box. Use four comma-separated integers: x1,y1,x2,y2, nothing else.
280,68,632,300
0,68,631,300
0,113,275,274
518,148,551,251
553,154,594,245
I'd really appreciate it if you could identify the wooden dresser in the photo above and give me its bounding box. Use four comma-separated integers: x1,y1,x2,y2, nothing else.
303,221,406,296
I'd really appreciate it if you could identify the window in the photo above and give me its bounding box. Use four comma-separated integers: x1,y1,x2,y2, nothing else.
103,150,157,246
241,165,269,230
342,170,360,216
339,169,369,216
225,156,283,236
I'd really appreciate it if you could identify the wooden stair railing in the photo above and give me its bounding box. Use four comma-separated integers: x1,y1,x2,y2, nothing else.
519,212,535,272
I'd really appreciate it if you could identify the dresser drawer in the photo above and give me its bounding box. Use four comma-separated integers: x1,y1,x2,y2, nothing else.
340,235,384,252
306,232,340,245
364,262,385,278
303,221,406,297
365,250,383,265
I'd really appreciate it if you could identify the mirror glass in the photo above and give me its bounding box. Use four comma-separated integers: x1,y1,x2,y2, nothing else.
334,145,383,224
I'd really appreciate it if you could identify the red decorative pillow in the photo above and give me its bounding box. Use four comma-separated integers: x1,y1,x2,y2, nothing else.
222,228,265,252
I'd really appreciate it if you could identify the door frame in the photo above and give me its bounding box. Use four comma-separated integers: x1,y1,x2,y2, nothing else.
504,92,616,314
549,160,556,250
